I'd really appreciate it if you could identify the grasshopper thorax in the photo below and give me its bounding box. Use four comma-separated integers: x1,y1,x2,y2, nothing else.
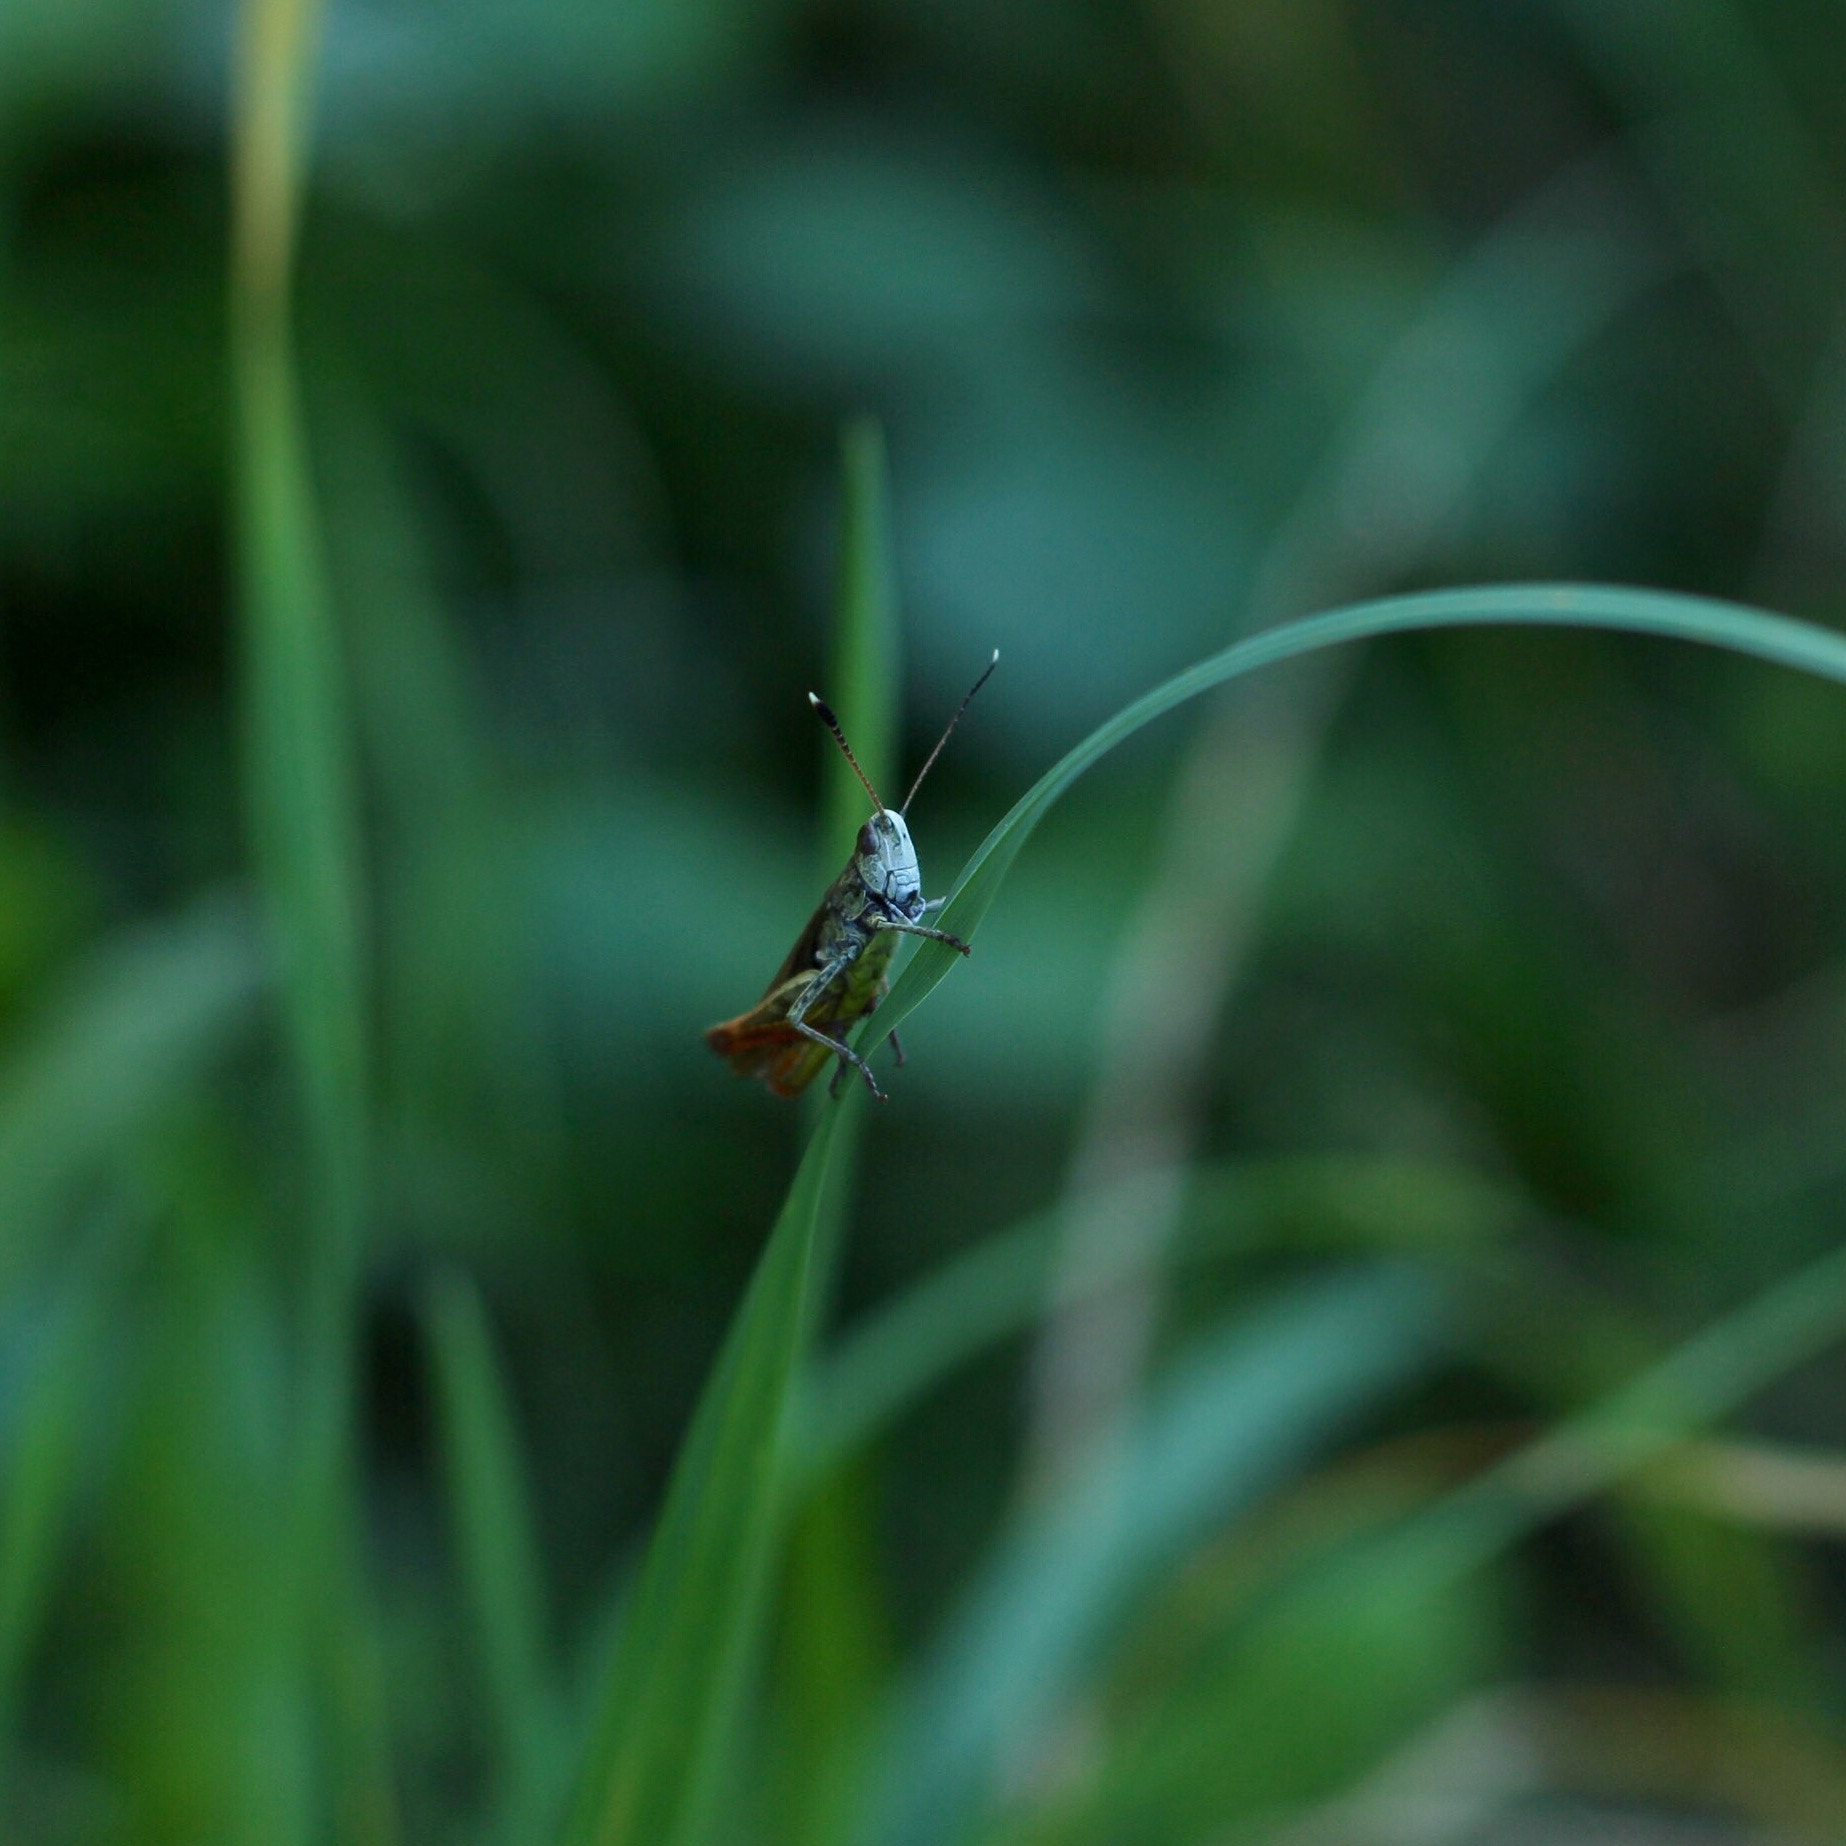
856,810,924,918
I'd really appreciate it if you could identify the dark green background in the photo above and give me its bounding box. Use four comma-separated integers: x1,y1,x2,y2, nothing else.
8,0,1846,1838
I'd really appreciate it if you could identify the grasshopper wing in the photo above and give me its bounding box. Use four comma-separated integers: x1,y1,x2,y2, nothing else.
705,972,834,1097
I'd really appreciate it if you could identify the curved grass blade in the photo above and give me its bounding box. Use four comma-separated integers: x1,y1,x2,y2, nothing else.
562,1094,860,1846
567,579,1846,1846
863,583,1846,1061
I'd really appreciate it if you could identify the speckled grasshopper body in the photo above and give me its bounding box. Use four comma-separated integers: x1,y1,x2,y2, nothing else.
705,654,996,1101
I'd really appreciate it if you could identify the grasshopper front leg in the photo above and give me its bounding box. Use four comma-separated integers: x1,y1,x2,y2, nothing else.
871,915,973,956
788,956,888,1101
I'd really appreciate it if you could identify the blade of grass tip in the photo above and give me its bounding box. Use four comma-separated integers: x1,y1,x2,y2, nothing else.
824,417,900,877
425,1269,560,1843
232,0,366,1275
864,583,1846,1059
231,0,384,1828
562,1093,862,1846
807,414,901,1244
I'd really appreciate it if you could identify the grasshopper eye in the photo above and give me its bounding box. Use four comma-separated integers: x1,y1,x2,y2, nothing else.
857,820,880,855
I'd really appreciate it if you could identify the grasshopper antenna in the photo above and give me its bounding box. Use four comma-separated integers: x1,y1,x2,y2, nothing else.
902,650,998,813
809,693,886,816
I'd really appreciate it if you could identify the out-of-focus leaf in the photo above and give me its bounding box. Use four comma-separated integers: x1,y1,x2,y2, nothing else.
232,0,368,1270
857,1265,1451,1846
0,898,262,1296
1011,1515,1500,1844
0,1280,105,1740
798,1155,1520,1481
231,1,393,1835
766,1462,892,1846
426,1269,561,1843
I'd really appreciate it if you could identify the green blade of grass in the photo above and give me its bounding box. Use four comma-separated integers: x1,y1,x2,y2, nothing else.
864,583,1846,1059
231,0,365,1262
230,0,385,1831
770,417,903,1844
426,1269,560,1844
768,1459,893,1846
824,418,900,875
0,1275,106,1751
564,579,1846,1846
566,427,900,1846
804,414,902,1211
562,1093,860,1846
1435,1217,1846,1572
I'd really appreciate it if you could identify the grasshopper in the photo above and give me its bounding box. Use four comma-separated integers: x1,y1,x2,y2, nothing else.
706,653,997,1101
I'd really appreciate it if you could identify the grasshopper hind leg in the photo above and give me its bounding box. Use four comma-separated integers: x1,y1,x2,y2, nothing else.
808,1021,886,1101
791,953,888,1102
785,1002,886,1102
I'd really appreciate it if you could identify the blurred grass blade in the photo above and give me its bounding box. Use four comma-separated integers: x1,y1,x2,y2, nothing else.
1031,1510,1501,1840
563,1096,858,1846
231,0,367,1265
426,1269,560,1842
1429,1210,1846,1574
231,0,385,1831
0,1278,105,1750
1127,1201,1846,1832
0,898,261,1297
323,1540,405,1846
566,432,895,1846
799,1156,1521,1482
769,1462,892,1846
769,419,900,1845
867,584,1846,1058
563,579,1846,1846
859,1265,1451,1846
824,418,900,874
804,415,901,1239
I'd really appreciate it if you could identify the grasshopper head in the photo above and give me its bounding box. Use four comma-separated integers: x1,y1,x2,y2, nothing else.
857,810,924,917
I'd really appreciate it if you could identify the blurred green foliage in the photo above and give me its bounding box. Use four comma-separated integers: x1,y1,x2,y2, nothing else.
9,0,1846,1839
